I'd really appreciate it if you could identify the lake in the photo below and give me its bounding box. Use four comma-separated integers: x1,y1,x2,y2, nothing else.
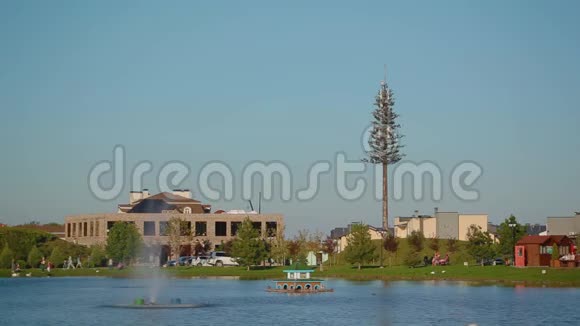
0,277,578,325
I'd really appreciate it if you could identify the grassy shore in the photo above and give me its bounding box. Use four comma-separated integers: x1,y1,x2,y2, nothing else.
2,265,580,286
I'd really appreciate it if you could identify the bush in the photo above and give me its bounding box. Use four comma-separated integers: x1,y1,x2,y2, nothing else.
0,228,54,261
17,259,27,269
428,237,440,252
404,249,422,267
551,243,559,261
0,245,14,268
88,245,107,268
49,247,66,268
407,231,425,252
447,238,459,253
28,247,43,268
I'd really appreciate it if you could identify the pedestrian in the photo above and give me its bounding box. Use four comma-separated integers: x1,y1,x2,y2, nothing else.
76,256,82,269
66,256,75,269
108,258,113,270
40,257,46,272
47,261,52,273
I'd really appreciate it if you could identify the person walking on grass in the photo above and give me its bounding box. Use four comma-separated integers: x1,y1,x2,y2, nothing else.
66,256,75,269
75,256,82,269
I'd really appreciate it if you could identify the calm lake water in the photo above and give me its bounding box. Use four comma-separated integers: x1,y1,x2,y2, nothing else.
0,277,579,325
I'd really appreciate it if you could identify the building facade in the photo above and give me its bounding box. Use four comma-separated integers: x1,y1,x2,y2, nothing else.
65,190,284,255
394,210,489,241
547,212,580,237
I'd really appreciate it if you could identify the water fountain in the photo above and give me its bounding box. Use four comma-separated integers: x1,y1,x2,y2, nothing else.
105,245,208,309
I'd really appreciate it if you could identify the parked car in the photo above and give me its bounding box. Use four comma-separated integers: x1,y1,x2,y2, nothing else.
206,251,239,267
192,255,210,267
166,260,178,267
483,258,505,266
178,256,192,266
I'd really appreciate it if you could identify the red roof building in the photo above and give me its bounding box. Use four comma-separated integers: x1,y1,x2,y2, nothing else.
515,235,574,267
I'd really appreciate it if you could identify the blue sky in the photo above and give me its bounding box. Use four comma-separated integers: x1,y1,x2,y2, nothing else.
1,1,579,235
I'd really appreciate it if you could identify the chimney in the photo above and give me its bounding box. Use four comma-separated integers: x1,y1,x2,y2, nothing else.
434,207,439,216
142,189,150,199
172,189,191,199
129,191,142,205
413,210,419,217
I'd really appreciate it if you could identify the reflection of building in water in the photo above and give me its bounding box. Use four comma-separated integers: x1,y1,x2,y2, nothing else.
64,189,283,262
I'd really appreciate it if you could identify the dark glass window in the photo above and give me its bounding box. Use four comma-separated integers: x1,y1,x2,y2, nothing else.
144,221,156,236
231,222,242,236
215,222,227,236
195,222,207,236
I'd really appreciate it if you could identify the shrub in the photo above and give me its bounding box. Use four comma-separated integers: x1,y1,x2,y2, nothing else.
447,238,459,253
0,245,14,268
404,249,422,267
88,245,107,268
428,237,440,252
27,247,43,268
49,247,66,267
407,231,425,252
551,243,559,261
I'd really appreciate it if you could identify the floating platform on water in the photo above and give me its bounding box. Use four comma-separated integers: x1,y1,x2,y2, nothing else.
266,287,334,294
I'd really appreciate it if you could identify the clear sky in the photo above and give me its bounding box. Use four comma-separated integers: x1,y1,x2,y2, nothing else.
1,0,579,235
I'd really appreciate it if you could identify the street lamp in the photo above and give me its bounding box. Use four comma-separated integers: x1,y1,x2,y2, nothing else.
508,223,517,265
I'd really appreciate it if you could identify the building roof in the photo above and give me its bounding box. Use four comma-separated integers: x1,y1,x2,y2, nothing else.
283,263,314,272
128,192,209,214
516,235,570,245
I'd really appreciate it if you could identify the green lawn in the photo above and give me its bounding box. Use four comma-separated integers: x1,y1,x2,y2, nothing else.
2,238,578,286
2,264,580,286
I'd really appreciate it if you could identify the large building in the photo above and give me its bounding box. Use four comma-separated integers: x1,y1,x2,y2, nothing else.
394,209,489,241
65,190,284,261
547,212,580,237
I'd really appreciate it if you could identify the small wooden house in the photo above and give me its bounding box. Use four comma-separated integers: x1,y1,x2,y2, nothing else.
267,264,333,293
515,235,574,267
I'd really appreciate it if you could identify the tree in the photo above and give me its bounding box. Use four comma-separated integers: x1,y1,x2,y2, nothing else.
363,75,404,230
322,238,336,267
269,226,288,266
167,217,189,260
49,246,65,268
404,249,421,267
286,230,309,265
383,233,399,267
551,243,559,261
305,232,323,270
428,237,440,252
344,224,377,269
231,218,268,271
193,239,212,256
466,225,496,265
447,238,459,253
88,245,107,267
0,244,14,269
27,246,43,268
106,222,142,264
497,215,526,258
407,231,425,252
287,240,303,264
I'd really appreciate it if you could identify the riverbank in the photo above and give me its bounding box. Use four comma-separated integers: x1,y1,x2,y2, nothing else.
2,265,580,286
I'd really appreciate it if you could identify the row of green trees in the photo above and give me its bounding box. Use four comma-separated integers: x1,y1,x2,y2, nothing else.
336,215,538,268
0,227,90,269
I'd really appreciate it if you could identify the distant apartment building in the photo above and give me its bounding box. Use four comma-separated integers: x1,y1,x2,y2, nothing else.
65,190,284,260
525,223,547,236
394,209,489,241
547,212,580,237
335,224,388,253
